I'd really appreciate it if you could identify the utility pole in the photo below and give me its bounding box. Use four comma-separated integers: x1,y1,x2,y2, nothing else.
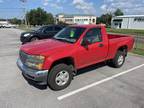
23,7,27,26
20,0,27,27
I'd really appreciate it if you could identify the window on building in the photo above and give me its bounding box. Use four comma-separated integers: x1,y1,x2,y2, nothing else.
65,19,73,22
93,19,95,23
134,17,144,22
114,23,118,26
113,19,123,22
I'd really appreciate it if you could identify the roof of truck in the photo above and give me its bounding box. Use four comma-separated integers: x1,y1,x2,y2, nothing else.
71,24,106,28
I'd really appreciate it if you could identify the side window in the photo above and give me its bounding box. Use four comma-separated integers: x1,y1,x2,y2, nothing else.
55,26,62,31
43,27,53,33
84,28,102,44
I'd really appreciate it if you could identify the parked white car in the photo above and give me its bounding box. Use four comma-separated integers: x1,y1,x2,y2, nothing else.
4,24,17,28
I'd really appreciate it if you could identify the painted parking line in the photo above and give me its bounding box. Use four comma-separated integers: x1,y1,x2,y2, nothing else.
57,64,144,101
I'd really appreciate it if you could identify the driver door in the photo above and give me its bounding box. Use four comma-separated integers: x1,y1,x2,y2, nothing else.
76,28,108,68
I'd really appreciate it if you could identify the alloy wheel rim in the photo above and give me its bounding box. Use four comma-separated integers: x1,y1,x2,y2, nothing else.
55,70,69,86
118,55,124,65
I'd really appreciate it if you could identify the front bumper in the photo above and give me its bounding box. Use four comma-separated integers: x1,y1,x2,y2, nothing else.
20,36,30,44
17,59,48,85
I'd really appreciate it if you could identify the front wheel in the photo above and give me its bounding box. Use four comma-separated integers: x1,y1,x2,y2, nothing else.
108,51,126,68
48,64,73,91
30,37,39,42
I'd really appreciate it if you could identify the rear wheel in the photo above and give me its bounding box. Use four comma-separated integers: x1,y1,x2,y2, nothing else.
48,64,73,91
108,51,126,68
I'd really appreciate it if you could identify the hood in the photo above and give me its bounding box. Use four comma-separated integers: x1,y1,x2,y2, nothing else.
20,39,72,56
21,31,37,35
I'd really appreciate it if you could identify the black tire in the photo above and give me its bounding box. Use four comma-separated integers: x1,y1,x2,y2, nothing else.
108,51,126,68
48,64,73,91
30,37,39,42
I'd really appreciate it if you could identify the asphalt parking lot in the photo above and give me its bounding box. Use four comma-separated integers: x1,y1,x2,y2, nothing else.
0,28,144,108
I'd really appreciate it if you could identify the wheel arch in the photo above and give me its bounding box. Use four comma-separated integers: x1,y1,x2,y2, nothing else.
49,57,76,75
117,45,128,56
30,35,40,41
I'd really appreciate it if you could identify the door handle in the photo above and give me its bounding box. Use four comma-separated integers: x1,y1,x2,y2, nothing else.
98,44,104,47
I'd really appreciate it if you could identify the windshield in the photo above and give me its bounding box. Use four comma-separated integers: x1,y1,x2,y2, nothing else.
36,26,45,33
53,27,86,43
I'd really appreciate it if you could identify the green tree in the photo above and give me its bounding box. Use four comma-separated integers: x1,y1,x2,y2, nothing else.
26,7,54,26
97,13,112,27
9,18,21,25
96,8,124,26
114,8,124,16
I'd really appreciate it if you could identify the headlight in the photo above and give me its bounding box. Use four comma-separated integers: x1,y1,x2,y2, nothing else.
25,55,45,70
23,33,30,37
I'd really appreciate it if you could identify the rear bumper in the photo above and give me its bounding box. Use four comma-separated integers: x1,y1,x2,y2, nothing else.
17,59,48,85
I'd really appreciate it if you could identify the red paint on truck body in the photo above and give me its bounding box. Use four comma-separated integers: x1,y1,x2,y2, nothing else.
20,25,134,70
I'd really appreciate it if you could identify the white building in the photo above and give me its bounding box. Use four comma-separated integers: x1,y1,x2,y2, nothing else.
111,15,144,30
55,14,97,25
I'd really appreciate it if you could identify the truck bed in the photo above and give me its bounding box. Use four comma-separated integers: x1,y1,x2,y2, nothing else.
107,33,134,59
108,34,131,39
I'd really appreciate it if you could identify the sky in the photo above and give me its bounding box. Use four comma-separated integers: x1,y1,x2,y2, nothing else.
0,0,144,19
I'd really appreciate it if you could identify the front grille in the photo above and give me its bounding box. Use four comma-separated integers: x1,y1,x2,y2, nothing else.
19,51,28,64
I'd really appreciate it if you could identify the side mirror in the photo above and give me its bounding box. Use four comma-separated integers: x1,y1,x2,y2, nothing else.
81,38,90,48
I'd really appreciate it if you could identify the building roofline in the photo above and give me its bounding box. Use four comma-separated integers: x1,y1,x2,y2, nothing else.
115,15,144,18
56,13,96,18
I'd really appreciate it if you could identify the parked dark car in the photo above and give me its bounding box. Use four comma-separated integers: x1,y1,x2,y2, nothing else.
20,25,65,44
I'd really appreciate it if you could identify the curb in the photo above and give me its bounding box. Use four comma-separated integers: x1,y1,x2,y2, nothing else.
128,52,144,58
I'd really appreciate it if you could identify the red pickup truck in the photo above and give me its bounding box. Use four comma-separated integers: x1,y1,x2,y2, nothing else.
17,24,134,90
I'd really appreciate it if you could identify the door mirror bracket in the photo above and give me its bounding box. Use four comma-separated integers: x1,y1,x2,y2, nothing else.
81,38,90,48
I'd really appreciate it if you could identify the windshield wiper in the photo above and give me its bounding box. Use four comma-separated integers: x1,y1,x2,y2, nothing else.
53,37,73,43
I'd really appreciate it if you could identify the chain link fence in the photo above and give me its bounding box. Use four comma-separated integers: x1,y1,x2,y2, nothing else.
133,35,144,55
134,35,144,50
